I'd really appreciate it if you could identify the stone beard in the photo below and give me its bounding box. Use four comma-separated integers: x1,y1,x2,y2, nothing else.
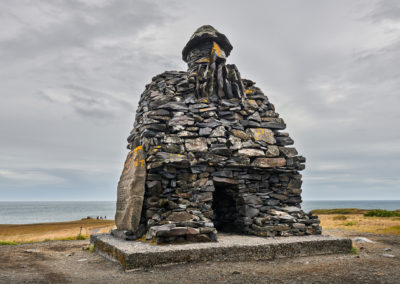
114,25,321,244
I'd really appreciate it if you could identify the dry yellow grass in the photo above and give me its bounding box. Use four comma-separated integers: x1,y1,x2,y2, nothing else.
318,214,400,235
2,214,399,243
0,219,116,243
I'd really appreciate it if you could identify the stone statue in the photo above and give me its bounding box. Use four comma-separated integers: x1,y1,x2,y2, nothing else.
114,25,321,243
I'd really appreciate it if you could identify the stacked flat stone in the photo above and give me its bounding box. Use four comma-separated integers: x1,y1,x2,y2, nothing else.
114,25,321,244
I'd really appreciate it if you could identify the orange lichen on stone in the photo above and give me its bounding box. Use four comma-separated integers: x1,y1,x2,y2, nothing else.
133,145,143,155
196,58,210,63
212,41,222,57
135,159,145,167
253,129,265,141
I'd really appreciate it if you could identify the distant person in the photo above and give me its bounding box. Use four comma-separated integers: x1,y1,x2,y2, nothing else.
105,216,107,220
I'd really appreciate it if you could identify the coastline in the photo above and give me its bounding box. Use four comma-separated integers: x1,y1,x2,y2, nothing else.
1,208,399,244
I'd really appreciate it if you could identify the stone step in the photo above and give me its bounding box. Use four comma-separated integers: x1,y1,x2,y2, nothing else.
91,233,352,271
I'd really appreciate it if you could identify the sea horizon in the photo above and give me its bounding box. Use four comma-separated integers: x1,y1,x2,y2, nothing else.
1,200,399,225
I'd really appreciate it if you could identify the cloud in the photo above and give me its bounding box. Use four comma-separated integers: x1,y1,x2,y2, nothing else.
39,84,133,119
0,0,399,201
0,169,64,184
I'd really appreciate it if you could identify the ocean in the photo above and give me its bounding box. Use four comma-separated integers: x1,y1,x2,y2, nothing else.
0,200,399,224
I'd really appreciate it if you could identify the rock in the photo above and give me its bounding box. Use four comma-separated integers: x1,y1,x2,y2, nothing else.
238,195,262,206
270,193,288,201
210,126,226,137
260,121,286,129
248,111,261,122
210,145,231,157
292,223,306,230
115,146,146,232
353,237,374,243
276,136,294,146
281,206,301,213
199,127,212,136
166,212,193,222
384,248,392,252
170,227,199,236
156,102,188,111
263,199,280,206
228,136,242,150
213,176,238,185
197,118,221,128
238,148,265,157
24,249,38,253
241,120,260,127
265,146,279,157
168,115,195,127
383,254,395,258
77,259,88,262
251,158,286,168
147,224,176,238
248,128,275,144
152,152,189,166
195,192,213,202
231,129,251,140
164,135,184,144
279,147,298,157
177,131,197,138
239,206,259,218
185,137,208,152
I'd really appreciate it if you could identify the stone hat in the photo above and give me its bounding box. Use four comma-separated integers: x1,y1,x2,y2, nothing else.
182,25,233,62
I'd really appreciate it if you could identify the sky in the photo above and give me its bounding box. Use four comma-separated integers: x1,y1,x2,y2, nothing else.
0,0,399,201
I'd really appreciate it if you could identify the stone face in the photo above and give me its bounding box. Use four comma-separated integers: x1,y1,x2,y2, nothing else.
251,158,286,168
115,146,146,232
279,147,298,157
168,115,195,127
248,128,275,144
238,148,265,157
210,126,226,137
114,25,319,244
199,127,212,136
231,129,251,140
166,212,193,222
265,145,279,157
185,137,208,152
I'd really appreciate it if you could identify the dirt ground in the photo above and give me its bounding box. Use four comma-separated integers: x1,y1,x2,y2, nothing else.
0,229,399,284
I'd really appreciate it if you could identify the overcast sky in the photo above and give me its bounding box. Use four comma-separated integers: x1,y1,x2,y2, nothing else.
0,0,399,201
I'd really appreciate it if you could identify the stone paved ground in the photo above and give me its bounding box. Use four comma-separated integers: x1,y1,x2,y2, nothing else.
0,229,399,283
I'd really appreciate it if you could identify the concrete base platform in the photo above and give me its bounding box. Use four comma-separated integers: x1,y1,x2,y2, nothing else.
91,233,352,271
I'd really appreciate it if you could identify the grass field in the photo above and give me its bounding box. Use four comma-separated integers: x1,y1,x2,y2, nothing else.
317,214,400,235
0,219,115,243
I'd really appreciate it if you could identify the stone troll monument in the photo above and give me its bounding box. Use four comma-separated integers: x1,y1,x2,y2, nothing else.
113,25,322,244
